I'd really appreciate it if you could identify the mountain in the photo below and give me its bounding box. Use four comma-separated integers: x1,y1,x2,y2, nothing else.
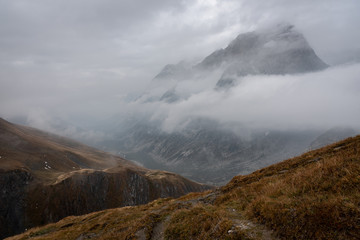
0,118,211,239
151,23,328,93
8,135,360,240
108,118,327,185
93,24,355,186
198,23,328,88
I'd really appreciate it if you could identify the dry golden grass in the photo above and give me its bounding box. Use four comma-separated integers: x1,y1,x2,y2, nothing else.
217,135,360,239
164,204,248,240
7,135,360,240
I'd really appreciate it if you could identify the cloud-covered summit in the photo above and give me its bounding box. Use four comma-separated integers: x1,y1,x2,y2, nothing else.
203,23,328,88
137,23,329,104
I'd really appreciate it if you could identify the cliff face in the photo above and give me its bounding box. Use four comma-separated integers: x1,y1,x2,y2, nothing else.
0,169,32,238
0,118,211,239
24,169,209,229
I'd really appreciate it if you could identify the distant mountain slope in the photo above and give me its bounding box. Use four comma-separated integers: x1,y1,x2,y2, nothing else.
111,118,325,185
0,118,211,239
9,135,360,240
309,127,357,150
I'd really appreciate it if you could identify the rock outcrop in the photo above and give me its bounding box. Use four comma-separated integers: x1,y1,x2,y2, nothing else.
0,169,32,238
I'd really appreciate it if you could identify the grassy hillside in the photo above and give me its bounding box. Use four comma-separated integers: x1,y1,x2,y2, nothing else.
0,117,138,181
7,135,360,239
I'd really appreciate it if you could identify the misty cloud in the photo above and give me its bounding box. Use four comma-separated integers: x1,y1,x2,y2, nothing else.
129,63,360,133
23,108,110,145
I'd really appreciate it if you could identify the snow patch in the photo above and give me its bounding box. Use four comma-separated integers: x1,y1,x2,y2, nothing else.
44,161,51,170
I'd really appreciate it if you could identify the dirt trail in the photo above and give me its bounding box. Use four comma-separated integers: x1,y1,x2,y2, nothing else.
149,219,166,240
226,208,279,240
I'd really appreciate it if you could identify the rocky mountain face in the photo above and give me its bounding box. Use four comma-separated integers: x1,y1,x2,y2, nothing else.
106,119,331,185
0,118,210,239
198,24,328,88
0,169,32,240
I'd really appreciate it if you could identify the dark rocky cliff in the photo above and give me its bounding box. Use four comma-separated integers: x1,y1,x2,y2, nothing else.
24,169,209,229
0,169,32,239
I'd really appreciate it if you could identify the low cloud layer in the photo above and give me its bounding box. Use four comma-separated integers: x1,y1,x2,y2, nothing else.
130,63,360,132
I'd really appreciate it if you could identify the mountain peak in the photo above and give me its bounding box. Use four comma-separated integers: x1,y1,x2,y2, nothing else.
209,23,328,88
201,23,326,69
142,24,328,101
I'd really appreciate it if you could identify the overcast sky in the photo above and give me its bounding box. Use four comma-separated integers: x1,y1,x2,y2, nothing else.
1,0,360,128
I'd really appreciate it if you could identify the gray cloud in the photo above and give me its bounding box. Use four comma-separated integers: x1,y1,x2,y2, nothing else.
0,0,360,131
147,63,360,132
